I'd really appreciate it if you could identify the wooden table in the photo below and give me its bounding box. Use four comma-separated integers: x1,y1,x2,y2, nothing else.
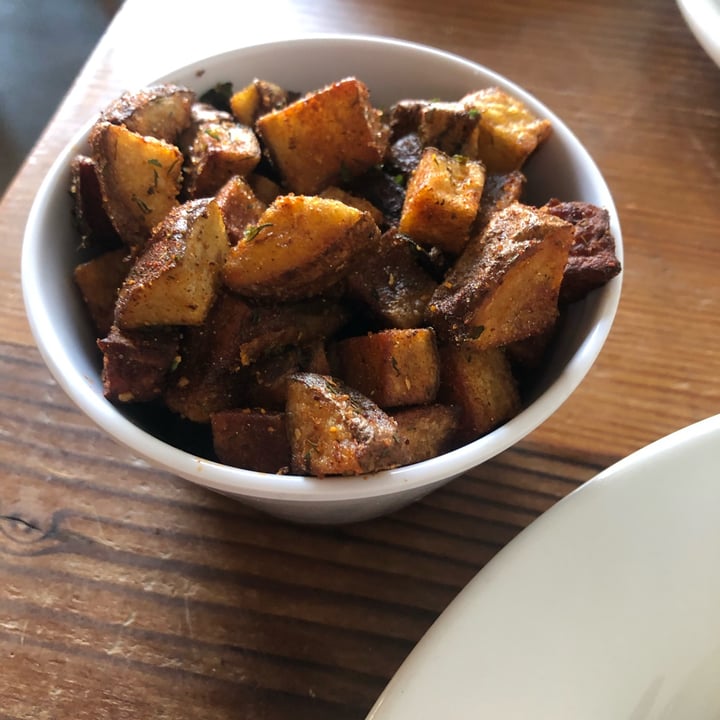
1,0,718,715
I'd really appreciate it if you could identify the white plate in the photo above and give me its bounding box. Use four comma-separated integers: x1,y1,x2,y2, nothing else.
677,0,720,67
367,414,720,719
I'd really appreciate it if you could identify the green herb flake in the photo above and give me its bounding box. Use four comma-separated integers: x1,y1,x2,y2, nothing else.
467,107,480,119
131,194,151,215
243,223,273,243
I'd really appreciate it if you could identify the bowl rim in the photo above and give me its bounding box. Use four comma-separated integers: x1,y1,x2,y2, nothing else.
21,33,623,505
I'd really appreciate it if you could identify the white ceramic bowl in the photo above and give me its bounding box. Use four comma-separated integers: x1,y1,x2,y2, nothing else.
22,35,623,524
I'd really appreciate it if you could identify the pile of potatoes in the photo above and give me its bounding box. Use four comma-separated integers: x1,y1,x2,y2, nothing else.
70,76,621,476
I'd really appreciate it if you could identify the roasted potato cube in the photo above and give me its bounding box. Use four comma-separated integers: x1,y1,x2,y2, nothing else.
101,83,195,143
460,87,552,172
184,103,262,198
319,186,385,227
178,289,348,375
73,248,132,337
392,404,460,464
345,228,438,330
387,99,428,141
256,77,389,194
229,78,296,125
98,324,180,403
286,373,401,476
399,147,486,255
90,121,183,250
223,194,380,301
439,344,520,440
335,328,440,408
115,198,228,329
214,175,266,245
235,298,350,367
428,203,574,347
211,409,290,473
69,154,122,250
542,198,622,304
417,101,480,155
239,340,333,411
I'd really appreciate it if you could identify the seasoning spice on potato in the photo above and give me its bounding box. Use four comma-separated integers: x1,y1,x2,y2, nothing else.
71,75,621,478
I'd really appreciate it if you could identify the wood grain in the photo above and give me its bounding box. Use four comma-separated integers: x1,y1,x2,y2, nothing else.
1,0,719,715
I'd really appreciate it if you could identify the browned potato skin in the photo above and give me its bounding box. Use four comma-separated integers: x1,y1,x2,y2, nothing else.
345,228,438,330
73,248,132,337
428,203,574,348
114,197,228,329
211,409,290,474
286,373,402,477
399,147,486,255
229,79,295,126
542,198,622,305
392,404,460,464
222,194,381,302
460,87,552,173
438,344,521,441
90,122,184,251
214,175,266,245
101,83,196,144
335,328,440,408
256,77,389,194
98,325,180,403
183,103,262,199
69,154,122,250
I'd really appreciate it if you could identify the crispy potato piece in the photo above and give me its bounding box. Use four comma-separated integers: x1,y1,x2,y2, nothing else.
417,101,480,155
115,198,228,329
345,228,438,329
319,186,385,227
238,340,333,411
392,404,460,464
286,373,401,477
73,248,132,337
256,77,389,194
387,99,429,141
183,103,262,198
439,344,520,440
542,198,622,304
428,203,574,347
214,175,266,245
97,324,180,403
387,98,479,153
399,147,486,255
229,78,295,125
211,409,290,474
101,83,195,143
460,87,552,172
335,328,440,408
235,298,350,367
223,194,380,301
90,121,183,250
69,155,122,250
